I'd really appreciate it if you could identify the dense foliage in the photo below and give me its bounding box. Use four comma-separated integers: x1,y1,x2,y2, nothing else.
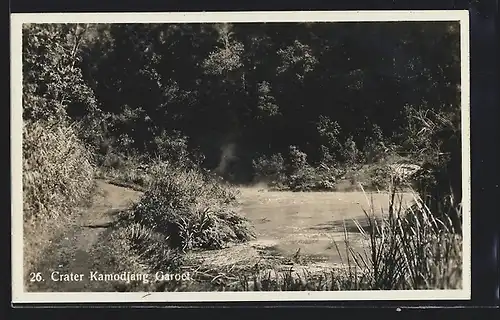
22,21,462,227
22,22,459,174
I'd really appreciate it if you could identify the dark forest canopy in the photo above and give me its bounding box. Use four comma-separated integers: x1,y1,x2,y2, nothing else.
22,21,461,183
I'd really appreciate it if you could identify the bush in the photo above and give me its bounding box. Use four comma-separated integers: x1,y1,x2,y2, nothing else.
130,162,255,251
287,145,308,173
286,165,337,192
95,130,207,190
251,147,339,192
282,146,337,191
341,136,360,166
23,119,96,222
153,129,196,167
252,153,286,184
354,155,420,192
367,163,392,191
96,155,154,190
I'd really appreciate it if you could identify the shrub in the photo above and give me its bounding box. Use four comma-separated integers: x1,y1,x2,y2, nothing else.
278,145,336,191
251,153,286,184
153,129,194,167
287,145,308,174
367,163,392,191
286,165,336,192
341,136,360,166
361,124,393,164
356,155,421,192
96,155,154,190
250,146,340,192
130,162,255,251
23,119,96,222
286,165,317,191
316,116,343,161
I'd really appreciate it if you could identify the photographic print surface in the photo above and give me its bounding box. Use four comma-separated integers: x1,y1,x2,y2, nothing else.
11,11,471,303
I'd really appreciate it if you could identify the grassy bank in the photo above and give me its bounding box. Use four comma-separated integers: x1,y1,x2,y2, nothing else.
23,120,97,285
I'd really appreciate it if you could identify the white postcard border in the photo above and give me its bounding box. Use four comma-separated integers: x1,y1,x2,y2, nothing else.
11,10,471,303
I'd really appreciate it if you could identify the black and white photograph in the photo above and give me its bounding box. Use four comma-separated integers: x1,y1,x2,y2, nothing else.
11,11,471,303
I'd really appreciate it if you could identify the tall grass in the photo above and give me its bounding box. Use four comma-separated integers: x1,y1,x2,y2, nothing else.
23,120,96,222
23,119,96,283
331,185,462,290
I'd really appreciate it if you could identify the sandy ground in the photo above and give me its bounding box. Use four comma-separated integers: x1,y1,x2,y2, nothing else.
236,187,414,264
